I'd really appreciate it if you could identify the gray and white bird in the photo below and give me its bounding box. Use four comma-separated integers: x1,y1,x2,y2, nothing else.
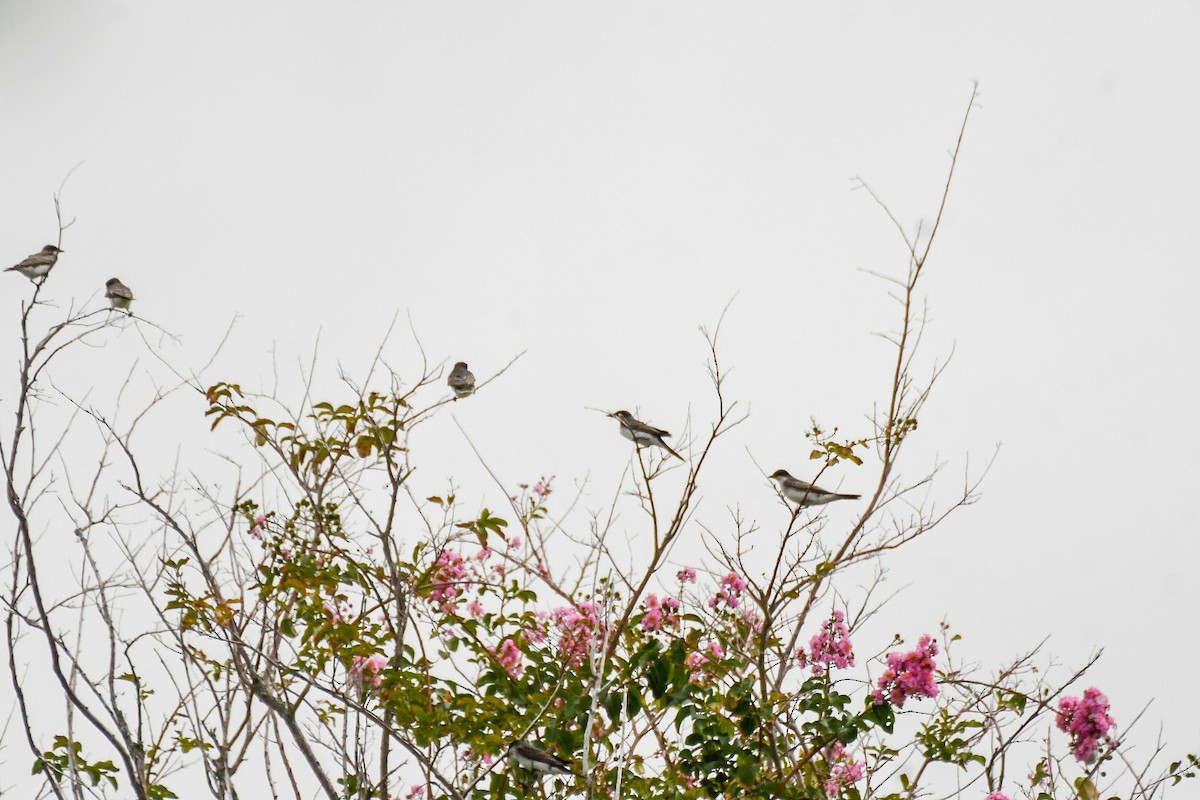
609,410,684,461
447,362,476,398
769,469,860,508
105,277,134,313
507,740,578,777
5,244,63,282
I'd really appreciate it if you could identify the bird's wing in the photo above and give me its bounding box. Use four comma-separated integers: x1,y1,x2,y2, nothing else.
15,253,55,269
515,743,573,769
625,418,670,438
108,283,134,300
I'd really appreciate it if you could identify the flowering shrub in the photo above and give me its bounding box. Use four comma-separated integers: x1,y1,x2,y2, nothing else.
9,113,1195,799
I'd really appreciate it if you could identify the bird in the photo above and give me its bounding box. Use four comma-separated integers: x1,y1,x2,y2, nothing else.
5,244,63,282
447,362,476,399
507,740,578,777
769,469,860,508
105,278,134,313
609,410,684,461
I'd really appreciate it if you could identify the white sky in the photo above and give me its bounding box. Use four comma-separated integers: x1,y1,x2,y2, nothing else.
3,0,1199,780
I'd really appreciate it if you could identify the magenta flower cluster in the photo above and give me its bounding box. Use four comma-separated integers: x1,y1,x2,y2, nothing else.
807,610,855,674
640,593,681,632
984,792,1009,800
872,634,939,706
708,571,746,609
1056,687,1115,764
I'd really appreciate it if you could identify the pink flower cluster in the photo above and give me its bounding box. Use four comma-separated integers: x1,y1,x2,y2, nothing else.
708,571,746,609
553,601,604,667
676,567,697,583
1056,687,1115,764
249,514,267,539
323,598,353,624
491,637,524,679
984,792,1010,800
872,634,939,707
429,549,467,612
685,640,725,681
807,610,855,674
822,742,864,797
348,653,388,692
641,594,681,632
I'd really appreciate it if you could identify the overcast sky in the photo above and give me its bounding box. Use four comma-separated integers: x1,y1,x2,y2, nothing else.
3,0,1198,775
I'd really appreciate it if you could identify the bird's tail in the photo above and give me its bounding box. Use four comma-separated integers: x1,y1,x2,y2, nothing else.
836,493,861,501
661,441,685,461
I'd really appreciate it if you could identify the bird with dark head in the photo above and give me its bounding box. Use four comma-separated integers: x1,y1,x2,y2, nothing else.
608,410,684,461
507,740,578,777
448,361,476,399
5,244,63,282
105,278,134,313
769,469,860,508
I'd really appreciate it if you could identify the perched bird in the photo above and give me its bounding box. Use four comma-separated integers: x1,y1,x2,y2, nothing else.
5,244,63,282
447,362,476,399
609,410,684,461
769,469,860,508
507,740,578,777
105,278,134,313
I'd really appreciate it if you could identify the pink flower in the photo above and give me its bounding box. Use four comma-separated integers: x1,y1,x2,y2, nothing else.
685,641,724,682
508,535,523,550
872,634,939,707
822,742,864,797
533,480,551,496
348,652,388,691
429,549,467,612
552,602,604,667
708,571,746,609
984,793,1010,800
685,651,709,679
1056,687,1115,764
808,610,855,674
640,594,682,632
524,613,549,644
323,599,347,624
677,567,697,583
405,786,425,800
491,638,524,679
740,606,763,631
468,600,484,619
